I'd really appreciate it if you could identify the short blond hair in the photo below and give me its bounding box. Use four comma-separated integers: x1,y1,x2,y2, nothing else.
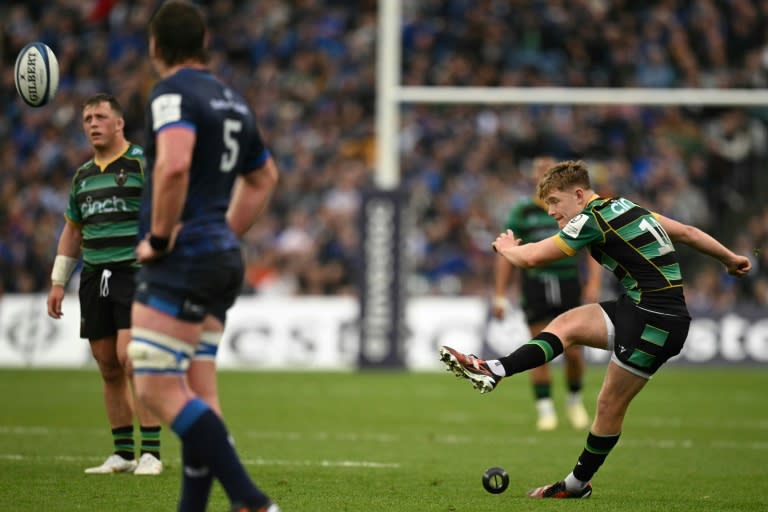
536,160,592,200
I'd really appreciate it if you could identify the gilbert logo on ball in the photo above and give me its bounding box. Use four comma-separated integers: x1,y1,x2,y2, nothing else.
14,42,59,107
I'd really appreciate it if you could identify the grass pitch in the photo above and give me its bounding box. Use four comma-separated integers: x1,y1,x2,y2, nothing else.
0,366,766,511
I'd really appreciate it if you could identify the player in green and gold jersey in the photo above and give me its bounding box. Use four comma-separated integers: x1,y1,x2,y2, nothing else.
46,93,163,475
441,160,751,499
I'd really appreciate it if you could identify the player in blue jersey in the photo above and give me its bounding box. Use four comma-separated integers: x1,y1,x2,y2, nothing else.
126,2,280,511
441,160,751,498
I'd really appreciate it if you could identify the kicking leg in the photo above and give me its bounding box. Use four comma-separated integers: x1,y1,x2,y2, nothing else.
440,304,609,394
496,303,610,375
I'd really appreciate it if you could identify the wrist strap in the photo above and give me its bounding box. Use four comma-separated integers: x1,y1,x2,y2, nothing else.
51,255,79,287
148,234,170,252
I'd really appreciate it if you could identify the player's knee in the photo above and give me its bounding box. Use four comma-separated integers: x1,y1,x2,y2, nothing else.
116,331,133,370
97,360,124,382
127,328,194,375
92,350,123,381
594,393,610,417
90,340,120,370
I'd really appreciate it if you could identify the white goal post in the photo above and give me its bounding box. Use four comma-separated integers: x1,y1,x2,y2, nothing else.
375,0,768,188
362,0,768,368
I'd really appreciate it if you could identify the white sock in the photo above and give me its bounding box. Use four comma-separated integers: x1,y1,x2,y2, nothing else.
567,391,582,407
486,359,506,377
564,471,588,492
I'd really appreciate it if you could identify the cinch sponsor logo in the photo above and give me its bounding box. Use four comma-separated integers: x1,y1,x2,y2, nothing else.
80,195,129,216
609,197,635,215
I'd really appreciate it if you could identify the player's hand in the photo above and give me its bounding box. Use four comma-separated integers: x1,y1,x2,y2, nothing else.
491,296,509,320
47,285,65,319
136,224,182,263
725,254,752,277
492,229,522,254
135,237,158,263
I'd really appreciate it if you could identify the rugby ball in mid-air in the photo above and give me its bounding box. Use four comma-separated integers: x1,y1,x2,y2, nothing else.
14,42,59,107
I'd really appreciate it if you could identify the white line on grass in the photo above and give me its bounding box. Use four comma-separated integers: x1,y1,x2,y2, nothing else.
0,453,400,468
2,426,766,453
243,431,399,443
0,426,103,435
432,435,768,450
4,417,768,435
241,457,399,468
619,417,768,430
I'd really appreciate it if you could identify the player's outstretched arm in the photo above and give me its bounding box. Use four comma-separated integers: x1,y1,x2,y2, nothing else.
492,230,569,269
656,214,752,277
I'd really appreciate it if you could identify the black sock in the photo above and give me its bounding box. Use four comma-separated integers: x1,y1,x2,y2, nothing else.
499,332,564,376
140,425,161,459
572,431,621,482
568,380,582,394
178,442,214,512
172,399,268,509
533,383,552,400
112,425,134,460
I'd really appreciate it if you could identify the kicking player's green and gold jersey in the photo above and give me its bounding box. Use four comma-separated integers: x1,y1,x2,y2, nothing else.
65,143,145,270
552,196,686,313
505,197,579,280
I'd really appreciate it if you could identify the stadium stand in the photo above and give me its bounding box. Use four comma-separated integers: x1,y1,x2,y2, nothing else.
1,0,766,309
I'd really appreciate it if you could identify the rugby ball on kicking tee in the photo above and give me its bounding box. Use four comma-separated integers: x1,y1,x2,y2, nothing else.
14,42,59,107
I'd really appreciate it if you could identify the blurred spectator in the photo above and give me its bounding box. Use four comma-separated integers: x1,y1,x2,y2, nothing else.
684,264,738,316
1,0,767,311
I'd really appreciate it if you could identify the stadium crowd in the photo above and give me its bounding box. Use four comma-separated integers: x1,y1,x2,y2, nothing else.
1,0,767,312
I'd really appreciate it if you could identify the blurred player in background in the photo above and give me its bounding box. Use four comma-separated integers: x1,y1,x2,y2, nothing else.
46,93,163,475
492,156,602,431
441,160,751,498
126,2,280,511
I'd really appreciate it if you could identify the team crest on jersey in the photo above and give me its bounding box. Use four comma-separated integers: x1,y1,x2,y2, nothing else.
563,214,589,238
115,169,127,186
